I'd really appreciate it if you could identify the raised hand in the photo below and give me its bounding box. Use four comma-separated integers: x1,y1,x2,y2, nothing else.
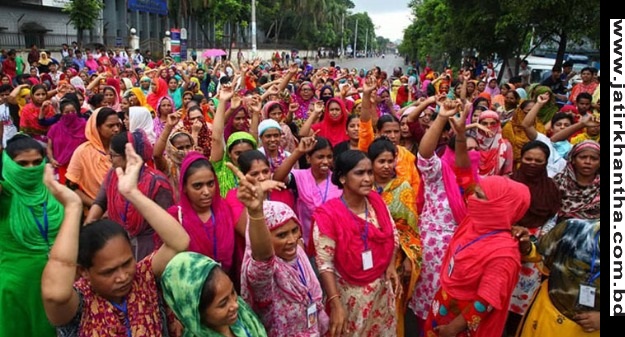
288,102,300,113
116,143,144,197
227,162,284,212
449,100,469,135
247,95,262,113
43,164,81,207
230,94,242,110
166,111,181,127
537,92,550,105
297,133,319,153
312,100,325,115
437,98,462,118
288,63,299,75
218,83,234,102
266,85,280,96
363,76,377,95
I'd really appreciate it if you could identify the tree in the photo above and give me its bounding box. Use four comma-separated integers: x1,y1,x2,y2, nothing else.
63,0,103,46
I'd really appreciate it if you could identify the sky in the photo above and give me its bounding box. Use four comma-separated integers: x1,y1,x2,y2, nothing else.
351,0,413,42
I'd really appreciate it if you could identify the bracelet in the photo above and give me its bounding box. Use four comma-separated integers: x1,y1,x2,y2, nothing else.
248,213,265,221
326,294,341,304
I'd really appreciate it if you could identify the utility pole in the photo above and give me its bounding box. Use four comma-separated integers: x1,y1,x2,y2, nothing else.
353,19,358,58
364,28,368,58
251,0,257,54
340,13,344,57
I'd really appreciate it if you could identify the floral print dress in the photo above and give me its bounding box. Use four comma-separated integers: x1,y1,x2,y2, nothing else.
409,154,458,320
312,207,399,337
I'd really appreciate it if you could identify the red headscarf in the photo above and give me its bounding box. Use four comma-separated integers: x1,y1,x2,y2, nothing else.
439,176,530,337
311,97,349,147
106,130,173,238
147,77,169,111
166,152,236,272
312,192,395,286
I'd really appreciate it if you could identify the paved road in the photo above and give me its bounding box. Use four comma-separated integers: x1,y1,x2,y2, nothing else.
315,55,408,76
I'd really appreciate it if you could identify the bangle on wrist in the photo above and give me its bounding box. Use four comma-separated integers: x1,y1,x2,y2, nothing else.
326,294,341,304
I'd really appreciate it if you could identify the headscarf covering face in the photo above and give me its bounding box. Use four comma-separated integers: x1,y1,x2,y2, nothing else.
161,252,267,337
553,140,600,220
512,141,561,228
1,150,63,251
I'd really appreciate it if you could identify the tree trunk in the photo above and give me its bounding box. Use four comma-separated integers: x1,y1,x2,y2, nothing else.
555,31,568,68
77,28,84,47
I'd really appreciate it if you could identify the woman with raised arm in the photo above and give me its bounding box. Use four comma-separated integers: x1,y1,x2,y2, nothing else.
210,83,258,197
0,135,62,337
410,99,480,332
358,75,421,194
153,110,194,200
312,149,400,337
273,136,342,252
85,129,174,260
227,161,328,336
42,143,190,336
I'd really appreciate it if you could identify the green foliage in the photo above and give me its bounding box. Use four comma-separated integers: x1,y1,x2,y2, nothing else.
400,0,600,73
63,0,103,30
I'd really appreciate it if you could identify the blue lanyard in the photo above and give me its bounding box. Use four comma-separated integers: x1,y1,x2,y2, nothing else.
110,299,132,337
340,197,370,250
120,201,130,223
29,202,50,249
201,209,218,260
588,231,600,283
454,230,504,256
296,259,314,304
317,176,330,203
237,319,252,337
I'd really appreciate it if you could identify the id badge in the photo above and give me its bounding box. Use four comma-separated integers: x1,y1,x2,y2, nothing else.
448,257,455,277
362,250,373,271
578,284,596,307
306,304,317,328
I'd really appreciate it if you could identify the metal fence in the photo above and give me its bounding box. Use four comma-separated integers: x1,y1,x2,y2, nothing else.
0,32,119,50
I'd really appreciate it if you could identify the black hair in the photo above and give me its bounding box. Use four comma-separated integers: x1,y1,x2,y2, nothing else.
88,93,105,108
505,89,520,101
5,134,45,159
183,158,215,186
367,137,397,161
0,84,13,93
331,149,368,189
237,149,270,174
102,86,116,96
376,114,400,132
192,94,204,105
96,107,118,127
345,114,359,130
307,136,332,156
110,131,129,158
227,138,256,153
31,84,48,96
78,220,131,268
198,266,225,325
473,97,490,110
60,93,81,113
520,140,550,159
551,112,575,126
580,66,592,74
187,105,203,116
576,92,593,103
447,133,476,151
509,76,522,84
519,99,534,111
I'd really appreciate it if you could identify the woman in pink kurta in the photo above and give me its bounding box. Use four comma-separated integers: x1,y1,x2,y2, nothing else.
241,201,329,337
410,104,480,326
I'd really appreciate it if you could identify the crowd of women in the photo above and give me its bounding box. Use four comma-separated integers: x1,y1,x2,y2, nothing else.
0,53,600,337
